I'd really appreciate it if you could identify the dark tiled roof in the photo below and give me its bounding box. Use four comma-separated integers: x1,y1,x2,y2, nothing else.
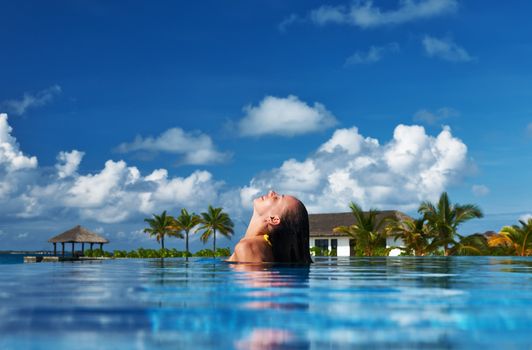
48,225,109,243
309,211,411,237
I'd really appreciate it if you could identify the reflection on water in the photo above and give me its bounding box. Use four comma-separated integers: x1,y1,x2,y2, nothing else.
1,257,532,349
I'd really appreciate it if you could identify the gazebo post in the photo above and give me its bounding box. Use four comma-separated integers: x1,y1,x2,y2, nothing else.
99,243,103,251
81,242,85,255
90,243,94,251
61,242,65,256
53,243,57,256
72,242,75,256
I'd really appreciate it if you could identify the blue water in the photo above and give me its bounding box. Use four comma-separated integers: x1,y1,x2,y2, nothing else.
0,253,69,264
1,257,531,349
0,254,25,264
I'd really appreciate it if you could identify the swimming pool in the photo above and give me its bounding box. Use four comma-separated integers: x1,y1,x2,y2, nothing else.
1,257,531,349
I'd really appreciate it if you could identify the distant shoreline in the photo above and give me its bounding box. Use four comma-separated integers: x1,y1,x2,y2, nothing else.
0,250,53,255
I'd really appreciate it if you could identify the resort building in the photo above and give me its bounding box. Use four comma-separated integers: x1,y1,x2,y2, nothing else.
309,211,410,256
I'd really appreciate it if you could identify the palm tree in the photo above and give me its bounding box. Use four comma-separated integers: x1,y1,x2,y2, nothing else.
418,192,483,256
333,202,386,256
198,205,234,256
172,208,201,256
450,233,490,256
487,218,532,256
143,211,183,250
385,216,439,256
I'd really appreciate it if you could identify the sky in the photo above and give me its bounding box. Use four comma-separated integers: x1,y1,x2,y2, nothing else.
1,0,531,251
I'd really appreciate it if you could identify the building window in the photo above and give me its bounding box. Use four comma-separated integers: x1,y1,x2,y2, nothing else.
330,239,338,257
315,239,328,250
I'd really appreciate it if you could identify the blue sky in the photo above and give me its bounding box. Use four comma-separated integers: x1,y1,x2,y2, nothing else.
0,0,531,251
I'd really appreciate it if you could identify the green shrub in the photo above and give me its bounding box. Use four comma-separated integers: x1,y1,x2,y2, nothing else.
215,247,231,257
310,246,335,256
126,250,140,258
194,249,214,257
113,250,127,258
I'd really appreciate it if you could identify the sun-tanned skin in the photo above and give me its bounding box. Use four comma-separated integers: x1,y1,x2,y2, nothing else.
228,191,300,263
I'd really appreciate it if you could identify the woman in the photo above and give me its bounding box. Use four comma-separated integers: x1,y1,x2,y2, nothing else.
228,190,312,264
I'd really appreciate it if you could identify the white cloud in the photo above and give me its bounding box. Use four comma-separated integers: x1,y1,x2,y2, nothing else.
0,115,226,224
0,114,473,247
0,114,38,172
345,43,399,65
22,161,223,224
472,184,490,197
278,14,300,32
1,85,62,116
520,214,532,222
115,127,230,165
242,124,469,213
56,150,84,178
238,95,337,137
66,160,134,208
310,5,347,25
413,107,459,125
309,0,458,28
422,35,474,62
319,126,378,155
16,232,29,239
0,114,38,202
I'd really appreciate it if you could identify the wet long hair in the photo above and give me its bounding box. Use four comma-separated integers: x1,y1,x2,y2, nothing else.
269,199,313,264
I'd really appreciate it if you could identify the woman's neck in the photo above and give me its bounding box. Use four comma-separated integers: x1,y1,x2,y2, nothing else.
244,212,269,238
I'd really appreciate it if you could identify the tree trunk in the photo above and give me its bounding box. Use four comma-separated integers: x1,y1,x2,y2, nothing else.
186,231,189,255
213,229,216,257
162,235,165,250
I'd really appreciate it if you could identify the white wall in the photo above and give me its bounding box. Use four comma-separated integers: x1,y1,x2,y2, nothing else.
311,236,405,256
310,237,351,256
387,236,404,256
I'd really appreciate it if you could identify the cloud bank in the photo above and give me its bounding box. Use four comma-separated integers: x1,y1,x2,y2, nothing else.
0,113,472,248
115,128,231,165
241,124,469,213
1,85,62,116
238,95,337,137
0,114,223,223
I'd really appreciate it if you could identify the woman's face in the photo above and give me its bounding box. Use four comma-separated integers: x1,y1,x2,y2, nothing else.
253,190,300,217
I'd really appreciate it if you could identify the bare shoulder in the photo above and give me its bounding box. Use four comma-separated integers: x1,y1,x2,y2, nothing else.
231,237,273,263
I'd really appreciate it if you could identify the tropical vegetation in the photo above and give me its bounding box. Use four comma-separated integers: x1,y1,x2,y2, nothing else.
84,247,231,259
143,211,182,250
90,194,529,259
320,192,530,257
333,202,389,256
487,218,532,256
171,208,201,256
197,205,234,256
138,205,234,258
385,216,438,256
418,192,483,256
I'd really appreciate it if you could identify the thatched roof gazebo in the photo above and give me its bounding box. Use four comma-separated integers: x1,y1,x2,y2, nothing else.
48,225,109,256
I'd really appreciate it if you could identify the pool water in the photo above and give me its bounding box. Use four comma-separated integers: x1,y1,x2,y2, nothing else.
1,257,531,349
